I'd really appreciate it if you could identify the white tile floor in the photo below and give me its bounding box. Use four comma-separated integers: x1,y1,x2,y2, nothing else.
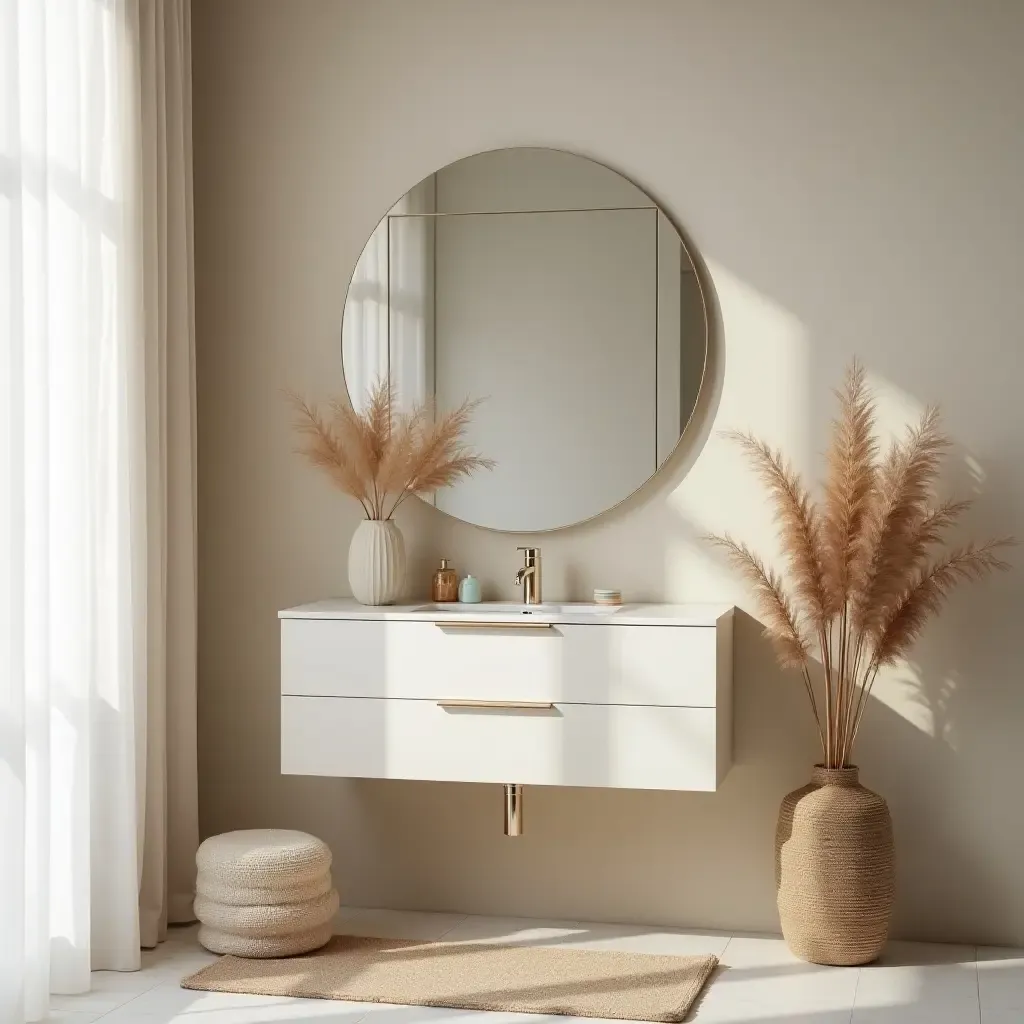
47,908,1024,1024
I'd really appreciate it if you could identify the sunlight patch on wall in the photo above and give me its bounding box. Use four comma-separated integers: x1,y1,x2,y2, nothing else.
866,369,985,511
664,260,810,602
864,371,927,451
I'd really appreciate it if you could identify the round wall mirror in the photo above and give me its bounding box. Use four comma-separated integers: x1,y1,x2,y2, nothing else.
341,147,708,532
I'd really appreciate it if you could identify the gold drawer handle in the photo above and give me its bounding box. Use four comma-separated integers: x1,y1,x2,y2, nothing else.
434,620,552,630
437,699,555,710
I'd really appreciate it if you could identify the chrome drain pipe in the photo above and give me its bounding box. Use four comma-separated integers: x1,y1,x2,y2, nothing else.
503,784,524,836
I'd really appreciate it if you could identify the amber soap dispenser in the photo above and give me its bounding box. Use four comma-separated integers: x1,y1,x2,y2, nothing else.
431,558,459,602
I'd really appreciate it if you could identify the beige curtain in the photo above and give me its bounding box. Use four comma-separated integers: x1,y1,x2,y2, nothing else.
126,0,200,949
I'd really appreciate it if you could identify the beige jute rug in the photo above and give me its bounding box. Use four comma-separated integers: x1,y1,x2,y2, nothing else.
181,934,719,1022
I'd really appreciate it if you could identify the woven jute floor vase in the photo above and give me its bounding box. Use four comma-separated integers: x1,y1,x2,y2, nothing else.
775,765,894,966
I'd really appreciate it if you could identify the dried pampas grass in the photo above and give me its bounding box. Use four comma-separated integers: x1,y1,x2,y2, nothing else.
289,379,494,521
707,359,1012,768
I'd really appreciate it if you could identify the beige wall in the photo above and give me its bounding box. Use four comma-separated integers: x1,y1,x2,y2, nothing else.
192,0,1024,945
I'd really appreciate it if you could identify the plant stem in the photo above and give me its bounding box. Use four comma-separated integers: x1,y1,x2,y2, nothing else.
836,605,848,765
840,635,865,765
849,658,875,741
801,664,826,756
371,478,382,520
820,626,834,767
385,488,411,520
848,663,881,752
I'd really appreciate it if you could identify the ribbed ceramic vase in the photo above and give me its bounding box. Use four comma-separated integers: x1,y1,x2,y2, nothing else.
347,519,406,605
775,765,894,966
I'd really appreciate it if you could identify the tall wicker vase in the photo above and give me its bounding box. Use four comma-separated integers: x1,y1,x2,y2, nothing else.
775,765,894,966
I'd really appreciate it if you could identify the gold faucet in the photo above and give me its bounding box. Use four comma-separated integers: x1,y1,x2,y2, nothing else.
514,547,542,605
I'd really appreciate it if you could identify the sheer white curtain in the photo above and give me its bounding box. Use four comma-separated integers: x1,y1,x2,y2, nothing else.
0,1,197,1020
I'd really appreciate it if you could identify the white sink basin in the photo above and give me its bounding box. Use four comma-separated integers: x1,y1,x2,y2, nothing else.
414,602,622,617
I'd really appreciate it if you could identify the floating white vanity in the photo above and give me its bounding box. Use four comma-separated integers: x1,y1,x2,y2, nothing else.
287,149,727,832
280,600,735,820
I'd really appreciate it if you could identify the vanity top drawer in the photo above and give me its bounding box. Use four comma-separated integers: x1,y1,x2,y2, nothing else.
281,616,723,707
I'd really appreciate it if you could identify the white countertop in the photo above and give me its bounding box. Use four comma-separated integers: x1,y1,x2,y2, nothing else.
279,598,734,627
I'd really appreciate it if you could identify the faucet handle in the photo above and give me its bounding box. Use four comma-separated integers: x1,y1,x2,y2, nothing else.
517,546,540,561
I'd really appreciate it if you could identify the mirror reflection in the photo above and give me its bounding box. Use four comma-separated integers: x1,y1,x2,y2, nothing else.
342,148,707,532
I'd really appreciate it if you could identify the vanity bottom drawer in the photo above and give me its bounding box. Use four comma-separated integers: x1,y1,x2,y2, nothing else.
281,696,723,792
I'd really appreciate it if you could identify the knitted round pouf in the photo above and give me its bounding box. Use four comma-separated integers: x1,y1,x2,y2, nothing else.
196,871,333,907
193,888,339,937
197,829,332,887
198,922,334,959
195,830,336,958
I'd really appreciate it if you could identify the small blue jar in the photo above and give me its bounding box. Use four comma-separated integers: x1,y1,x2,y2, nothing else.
458,574,481,603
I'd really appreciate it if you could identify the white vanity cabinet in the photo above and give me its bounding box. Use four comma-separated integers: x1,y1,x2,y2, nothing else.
279,601,734,792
